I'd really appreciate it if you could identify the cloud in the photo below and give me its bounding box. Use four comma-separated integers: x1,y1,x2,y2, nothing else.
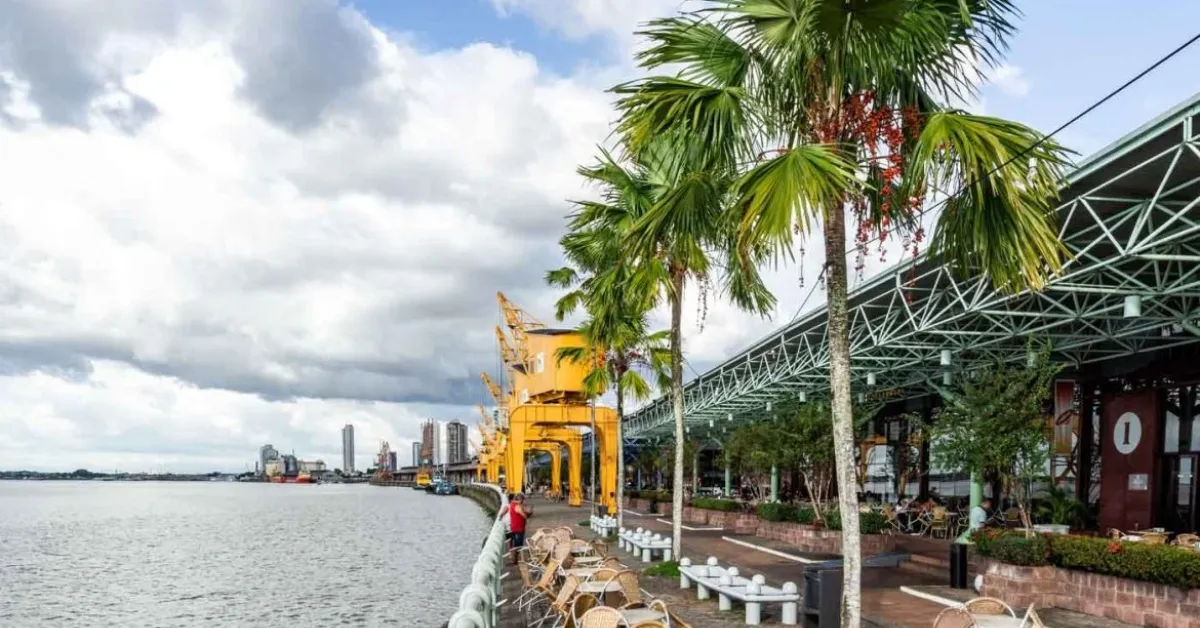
990,64,1031,98
0,0,1025,471
0,0,624,470
489,0,685,58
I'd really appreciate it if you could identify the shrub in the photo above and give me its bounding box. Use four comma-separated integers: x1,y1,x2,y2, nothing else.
1050,534,1200,590
691,498,741,512
643,561,680,578
757,502,798,522
970,529,1050,566
860,511,887,535
821,508,886,535
794,506,817,525
973,530,1200,588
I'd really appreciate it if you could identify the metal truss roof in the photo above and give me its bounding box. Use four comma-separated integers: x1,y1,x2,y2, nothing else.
626,93,1200,438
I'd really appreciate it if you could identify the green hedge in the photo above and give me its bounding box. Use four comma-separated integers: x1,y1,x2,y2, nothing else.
971,530,1200,589
690,497,741,512
823,509,887,535
795,506,817,525
1051,534,1200,589
757,502,798,522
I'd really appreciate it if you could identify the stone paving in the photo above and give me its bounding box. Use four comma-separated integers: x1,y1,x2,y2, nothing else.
494,498,968,627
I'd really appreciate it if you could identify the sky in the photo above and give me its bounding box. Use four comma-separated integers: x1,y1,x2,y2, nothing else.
0,0,1198,473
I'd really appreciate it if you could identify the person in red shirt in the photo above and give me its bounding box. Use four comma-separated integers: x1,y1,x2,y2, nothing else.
498,493,532,564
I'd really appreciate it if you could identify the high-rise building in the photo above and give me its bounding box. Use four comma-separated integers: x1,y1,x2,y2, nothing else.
387,451,397,472
433,421,443,466
341,424,355,473
412,441,421,467
447,420,469,464
258,444,279,476
420,419,436,466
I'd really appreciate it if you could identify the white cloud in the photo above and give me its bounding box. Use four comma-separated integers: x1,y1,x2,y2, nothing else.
0,0,620,471
990,63,1031,98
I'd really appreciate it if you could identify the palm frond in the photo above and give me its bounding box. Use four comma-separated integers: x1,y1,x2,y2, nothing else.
911,111,1073,293
731,144,859,255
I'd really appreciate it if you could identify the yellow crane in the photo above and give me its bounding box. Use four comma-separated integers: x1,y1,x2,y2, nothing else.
490,291,619,513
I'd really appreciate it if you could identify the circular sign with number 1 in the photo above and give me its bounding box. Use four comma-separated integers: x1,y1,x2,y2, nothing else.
1113,412,1142,455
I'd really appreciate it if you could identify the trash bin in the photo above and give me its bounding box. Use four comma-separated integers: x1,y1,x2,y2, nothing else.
802,566,842,628
950,543,969,589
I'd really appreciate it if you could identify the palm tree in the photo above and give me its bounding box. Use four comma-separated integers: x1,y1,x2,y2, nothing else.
553,141,775,558
612,2,1071,625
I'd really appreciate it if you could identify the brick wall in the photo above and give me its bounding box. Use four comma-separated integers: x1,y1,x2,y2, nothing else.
755,520,896,555
982,561,1200,628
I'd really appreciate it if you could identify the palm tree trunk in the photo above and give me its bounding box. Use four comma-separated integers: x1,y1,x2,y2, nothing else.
669,267,686,560
616,373,625,531
824,202,862,628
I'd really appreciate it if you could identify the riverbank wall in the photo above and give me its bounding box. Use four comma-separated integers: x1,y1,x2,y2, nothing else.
459,483,501,517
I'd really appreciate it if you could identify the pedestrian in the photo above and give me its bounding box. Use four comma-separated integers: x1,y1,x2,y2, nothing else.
498,493,532,565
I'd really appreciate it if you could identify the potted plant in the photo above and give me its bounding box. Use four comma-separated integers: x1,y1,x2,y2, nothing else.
1033,485,1083,534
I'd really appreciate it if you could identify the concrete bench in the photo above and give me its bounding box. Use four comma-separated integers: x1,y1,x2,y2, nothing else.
679,556,799,626
618,527,673,562
590,515,617,537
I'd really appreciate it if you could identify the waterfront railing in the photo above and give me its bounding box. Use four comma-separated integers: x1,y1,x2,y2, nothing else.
447,483,508,628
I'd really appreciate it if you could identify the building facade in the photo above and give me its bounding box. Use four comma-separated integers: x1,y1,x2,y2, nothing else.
258,444,279,476
341,424,355,473
387,451,398,472
420,420,437,466
412,441,421,467
447,420,469,464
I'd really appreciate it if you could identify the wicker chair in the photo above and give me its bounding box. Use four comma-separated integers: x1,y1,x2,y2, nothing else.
615,569,644,607
571,539,594,555
534,575,581,628
930,507,950,539
519,558,561,611
932,606,977,628
591,539,609,557
578,606,623,628
1173,533,1199,547
1021,605,1047,628
600,557,622,570
569,593,598,628
963,597,1015,617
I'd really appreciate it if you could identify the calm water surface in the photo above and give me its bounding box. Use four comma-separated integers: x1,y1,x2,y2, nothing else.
0,481,491,627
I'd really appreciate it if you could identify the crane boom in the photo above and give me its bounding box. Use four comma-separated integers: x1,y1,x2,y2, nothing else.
497,291,543,368
481,372,506,408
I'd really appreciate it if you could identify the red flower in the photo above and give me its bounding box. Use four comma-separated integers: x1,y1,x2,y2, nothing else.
1106,541,1123,555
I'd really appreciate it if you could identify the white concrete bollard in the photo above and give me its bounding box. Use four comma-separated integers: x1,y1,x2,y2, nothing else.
680,557,692,589
781,582,799,625
642,547,652,562
663,547,673,562
745,582,762,626
697,581,710,600
728,567,740,579
751,574,766,586
718,575,733,611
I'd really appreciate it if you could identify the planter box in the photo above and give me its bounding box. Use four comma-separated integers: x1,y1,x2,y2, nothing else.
981,561,1200,627
755,520,895,555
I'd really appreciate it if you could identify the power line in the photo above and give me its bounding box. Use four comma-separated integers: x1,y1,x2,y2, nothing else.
786,28,1200,322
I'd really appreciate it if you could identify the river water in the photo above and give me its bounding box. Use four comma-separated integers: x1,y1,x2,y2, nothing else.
0,481,491,627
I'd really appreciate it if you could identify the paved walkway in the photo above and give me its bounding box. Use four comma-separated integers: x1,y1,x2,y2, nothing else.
625,514,949,628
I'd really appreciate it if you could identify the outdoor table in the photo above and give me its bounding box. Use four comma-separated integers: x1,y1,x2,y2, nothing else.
574,555,603,565
571,546,594,555
973,615,1024,628
619,608,666,625
577,579,622,604
564,567,600,578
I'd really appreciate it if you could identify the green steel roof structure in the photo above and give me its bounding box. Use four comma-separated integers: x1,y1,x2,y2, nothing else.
625,93,1200,438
